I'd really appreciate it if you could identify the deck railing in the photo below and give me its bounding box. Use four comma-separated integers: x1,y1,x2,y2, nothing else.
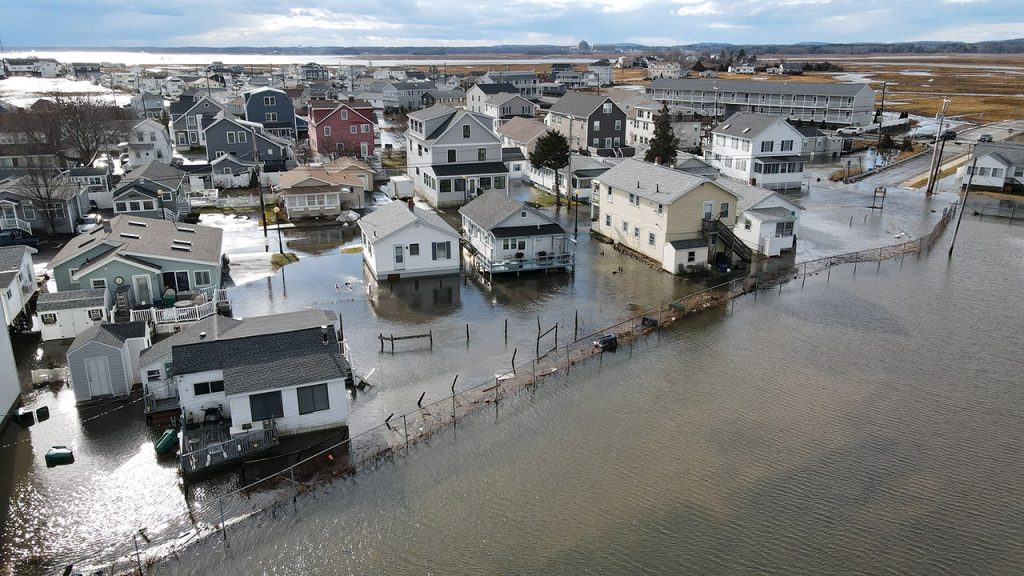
474,252,575,274
130,299,218,325
179,420,279,478
0,217,31,234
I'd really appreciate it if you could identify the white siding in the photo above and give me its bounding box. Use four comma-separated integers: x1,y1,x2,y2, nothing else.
227,379,348,436
178,369,229,422
0,329,19,426
363,221,461,279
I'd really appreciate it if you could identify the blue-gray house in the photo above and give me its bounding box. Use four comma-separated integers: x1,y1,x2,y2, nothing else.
244,88,297,140
111,162,190,221
204,114,293,172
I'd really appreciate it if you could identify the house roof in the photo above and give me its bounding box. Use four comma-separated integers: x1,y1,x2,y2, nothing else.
278,166,364,191
459,189,550,232
51,215,223,268
794,125,824,138
746,206,797,221
713,113,792,138
359,200,458,241
407,103,458,122
668,238,707,251
497,117,548,144
69,322,148,353
596,158,724,204
714,178,803,213
432,161,508,177
69,166,108,177
0,174,82,201
123,162,187,189
502,147,526,163
975,142,1024,167
0,245,34,272
549,92,616,118
211,153,256,168
325,156,374,172
36,289,107,312
648,77,872,97
471,83,518,95
166,309,346,394
138,314,242,367
492,224,564,238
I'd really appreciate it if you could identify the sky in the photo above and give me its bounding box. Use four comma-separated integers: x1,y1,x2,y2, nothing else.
1,0,1021,48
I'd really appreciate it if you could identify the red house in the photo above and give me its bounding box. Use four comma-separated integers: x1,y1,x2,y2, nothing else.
307,99,377,159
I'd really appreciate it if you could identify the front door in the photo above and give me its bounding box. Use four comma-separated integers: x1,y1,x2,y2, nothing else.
84,356,113,398
394,245,405,270
133,275,153,306
360,142,369,157
468,178,478,198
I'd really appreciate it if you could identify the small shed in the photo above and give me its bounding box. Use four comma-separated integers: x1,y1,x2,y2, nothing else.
68,322,151,404
36,289,112,341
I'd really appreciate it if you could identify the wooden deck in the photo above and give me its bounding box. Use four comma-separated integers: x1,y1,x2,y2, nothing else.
180,420,280,479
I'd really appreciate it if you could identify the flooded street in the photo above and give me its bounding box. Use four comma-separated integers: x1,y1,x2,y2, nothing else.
162,216,1024,575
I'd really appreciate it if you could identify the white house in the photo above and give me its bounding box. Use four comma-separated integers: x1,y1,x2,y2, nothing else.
128,118,175,167
647,62,682,79
627,98,703,153
405,105,508,207
718,179,804,257
588,60,613,87
465,83,519,114
170,309,350,438
480,93,537,133
0,246,37,329
459,190,573,275
0,327,19,431
527,154,611,201
36,289,112,341
962,142,1024,193
591,159,740,274
477,71,540,99
729,64,756,74
68,166,114,209
706,113,806,191
359,200,461,280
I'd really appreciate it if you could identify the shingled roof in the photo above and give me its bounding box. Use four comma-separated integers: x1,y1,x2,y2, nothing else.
359,200,457,241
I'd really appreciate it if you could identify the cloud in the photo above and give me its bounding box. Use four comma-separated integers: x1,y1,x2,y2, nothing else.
673,1,722,16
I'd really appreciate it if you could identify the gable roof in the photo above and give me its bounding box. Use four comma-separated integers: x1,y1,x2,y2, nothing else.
36,289,107,312
0,245,33,272
359,200,458,241
123,162,187,189
549,92,617,118
278,166,364,191
713,113,798,139
69,322,148,353
472,83,518,95
714,178,804,213
497,117,549,144
974,142,1024,167
325,156,374,172
0,174,82,201
51,215,223,268
596,158,733,204
459,189,558,232
407,103,458,122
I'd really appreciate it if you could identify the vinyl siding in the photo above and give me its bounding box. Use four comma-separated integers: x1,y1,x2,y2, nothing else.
68,341,131,402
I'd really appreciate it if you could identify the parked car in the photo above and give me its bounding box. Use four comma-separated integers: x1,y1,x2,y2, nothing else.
75,214,104,234
836,127,861,136
940,130,958,141
0,230,40,248
978,134,993,143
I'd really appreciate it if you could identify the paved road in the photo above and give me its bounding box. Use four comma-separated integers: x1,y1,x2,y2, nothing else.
858,119,1024,188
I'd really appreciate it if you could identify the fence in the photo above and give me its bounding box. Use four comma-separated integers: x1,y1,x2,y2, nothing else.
75,200,959,575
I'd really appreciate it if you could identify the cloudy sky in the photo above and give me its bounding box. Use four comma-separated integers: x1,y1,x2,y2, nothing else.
2,0,1020,47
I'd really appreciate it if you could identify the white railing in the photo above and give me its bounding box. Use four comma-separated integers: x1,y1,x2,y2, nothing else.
186,189,220,207
0,217,31,234
130,299,218,325
163,207,177,222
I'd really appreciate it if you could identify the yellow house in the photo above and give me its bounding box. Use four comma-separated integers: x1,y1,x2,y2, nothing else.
591,159,738,274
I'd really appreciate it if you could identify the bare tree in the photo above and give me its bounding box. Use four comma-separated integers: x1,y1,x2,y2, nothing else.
12,162,76,234
13,93,134,166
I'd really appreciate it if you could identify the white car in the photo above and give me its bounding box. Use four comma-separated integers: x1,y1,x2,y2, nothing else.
76,214,104,234
836,127,862,136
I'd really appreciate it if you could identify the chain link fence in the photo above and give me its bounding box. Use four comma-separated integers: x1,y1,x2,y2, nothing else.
79,200,959,575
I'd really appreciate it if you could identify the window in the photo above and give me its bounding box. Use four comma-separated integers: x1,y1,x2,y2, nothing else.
622,221,628,233
447,149,456,162
761,141,774,152
194,270,212,286
142,201,155,210
978,167,990,177
187,116,196,128
479,177,492,190
720,202,729,218
178,133,187,145
781,139,793,151
432,241,451,260
440,179,452,193
249,391,284,420
657,203,664,215
226,132,236,144
633,226,640,239
687,251,696,263
146,369,162,383
408,243,419,256
605,214,612,226
648,232,656,247
162,271,191,293
350,125,358,134
115,202,127,212
463,125,471,138
744,218,752,230
297,383,331,415
614,120,621,131
266,112,278,122
593,138,600,147
361,124,370,133
263,96,276,106
593,120,601,131
478,148,487,161
323,126,332,137
88,308,103,320
41,313,56,325
91,278,107,290
454,179,466,192
340,110,348,120
603,103,612,114
776,221,794,237
193,380,225,396
494,176,505,189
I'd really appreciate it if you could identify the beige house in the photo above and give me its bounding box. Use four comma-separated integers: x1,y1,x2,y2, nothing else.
276,157,373,216
591,159,739,274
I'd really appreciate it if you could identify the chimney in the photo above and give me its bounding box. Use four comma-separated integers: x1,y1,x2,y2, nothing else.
348,95,355,102
407,198,415,212
636,180,640,188
321,325,330,345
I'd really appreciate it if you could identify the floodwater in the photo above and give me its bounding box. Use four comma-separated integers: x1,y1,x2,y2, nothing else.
159,213,1024,575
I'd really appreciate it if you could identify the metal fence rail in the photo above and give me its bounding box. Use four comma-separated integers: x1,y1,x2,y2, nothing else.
74,200,959,575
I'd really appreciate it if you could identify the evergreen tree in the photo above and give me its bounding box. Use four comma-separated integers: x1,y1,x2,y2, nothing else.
880,134,895,149
900,136,914,152
529,130,570,206
644,104,680,166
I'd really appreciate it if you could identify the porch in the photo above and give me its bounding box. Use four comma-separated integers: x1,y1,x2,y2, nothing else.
0,213,32,234
127,288,230,330
469,251,575,275
180,416,280,479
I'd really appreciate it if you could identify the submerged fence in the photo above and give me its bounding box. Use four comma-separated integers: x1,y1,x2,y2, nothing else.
74,201,958,575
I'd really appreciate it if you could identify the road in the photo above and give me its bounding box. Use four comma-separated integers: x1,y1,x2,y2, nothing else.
857,119,1024,188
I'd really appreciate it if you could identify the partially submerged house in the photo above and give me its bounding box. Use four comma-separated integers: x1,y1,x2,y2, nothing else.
67,322,151,404
459,190,574,276
359,200,461,280
36,289,111,341
0,245,36,329
706,113,806,191
277,162,369,217
110,162,190,221
720,179,804,257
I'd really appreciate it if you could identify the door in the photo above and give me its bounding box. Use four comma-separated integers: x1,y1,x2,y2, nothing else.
703,201,715,221
394,245,405,270
360,142,369,157
133,275,152,306
84,356,113,398
468,178,477,198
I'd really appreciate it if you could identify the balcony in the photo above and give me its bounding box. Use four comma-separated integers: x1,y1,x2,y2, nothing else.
180,416,280,479
0,216,32,234
129,288,229,327
472,252,575,275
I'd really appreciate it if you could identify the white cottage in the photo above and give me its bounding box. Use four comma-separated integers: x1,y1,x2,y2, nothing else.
359,200,461,280
0,246,37,329
36,289,111,341
718,179,804,257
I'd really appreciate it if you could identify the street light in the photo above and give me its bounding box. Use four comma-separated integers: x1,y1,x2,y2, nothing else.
272,206,284,254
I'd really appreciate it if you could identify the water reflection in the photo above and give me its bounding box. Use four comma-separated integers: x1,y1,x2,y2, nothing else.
282,224,360,256
366,271,463,322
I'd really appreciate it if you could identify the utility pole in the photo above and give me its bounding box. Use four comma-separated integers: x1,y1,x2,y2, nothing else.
875,80,887,150
561,118,573,210
252,137,268,246
948,152,978,258
925,98,951,197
